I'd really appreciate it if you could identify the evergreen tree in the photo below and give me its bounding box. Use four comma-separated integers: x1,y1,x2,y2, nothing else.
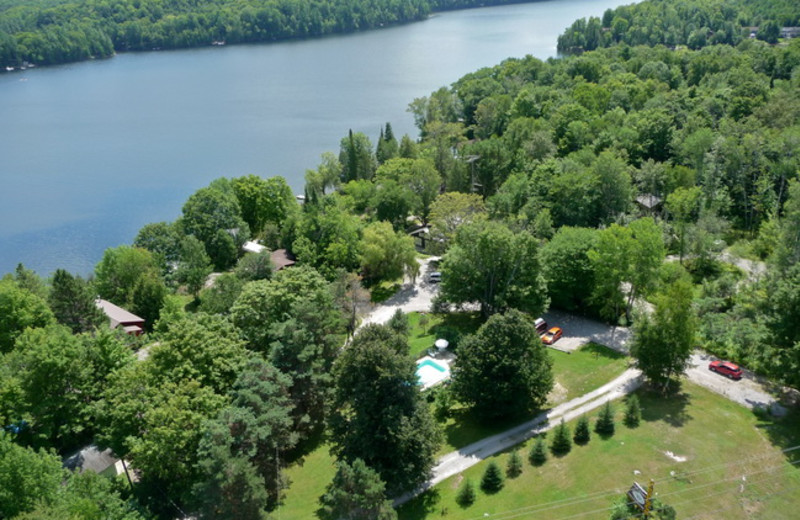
480,460,504,493
550,419,572,455
318,458,397,520
573,415,591,445
595,401,615,437
506,450,523,478
387,309,409,337
529,436,547,466
455,478,476,507
48,269,105,333
624,395,642,427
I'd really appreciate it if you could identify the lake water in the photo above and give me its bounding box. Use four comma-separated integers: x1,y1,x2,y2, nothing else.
0,0,632,276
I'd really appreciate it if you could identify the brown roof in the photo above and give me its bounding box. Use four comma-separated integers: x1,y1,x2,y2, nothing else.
270,249,296,271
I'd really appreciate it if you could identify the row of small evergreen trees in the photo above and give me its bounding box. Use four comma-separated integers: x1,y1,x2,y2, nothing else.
456,395,642,508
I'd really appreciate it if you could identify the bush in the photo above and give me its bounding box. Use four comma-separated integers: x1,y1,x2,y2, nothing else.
433,386,452,422
529,436,547,466
624,395,641,427
455,478,476,507
480,461,504,493
595,401,615,436
506,450,523,478
550,419,572,456
573,415,590,445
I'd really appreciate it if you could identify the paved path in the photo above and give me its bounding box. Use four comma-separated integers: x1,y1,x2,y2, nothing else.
360,257,440,327
395,368,643,505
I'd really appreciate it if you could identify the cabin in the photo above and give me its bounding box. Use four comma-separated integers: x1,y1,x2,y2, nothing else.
270,249,296,271
95,299,145,336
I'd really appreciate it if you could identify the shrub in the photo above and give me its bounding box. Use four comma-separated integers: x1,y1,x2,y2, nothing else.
573,415,590,445
624,395,641,427
480,461,504,493
595,401,616,436
506,450,523,478
550,419,572,455
455,478,476,507
529,436,547,466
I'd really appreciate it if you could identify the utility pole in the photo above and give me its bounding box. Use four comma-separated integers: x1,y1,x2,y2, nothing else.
643,479,655,518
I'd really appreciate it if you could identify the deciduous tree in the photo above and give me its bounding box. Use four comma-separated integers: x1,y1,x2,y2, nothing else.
451,309,553,420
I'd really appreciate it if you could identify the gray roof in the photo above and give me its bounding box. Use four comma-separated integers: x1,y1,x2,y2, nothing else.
95,299,145,326
63,444,118,474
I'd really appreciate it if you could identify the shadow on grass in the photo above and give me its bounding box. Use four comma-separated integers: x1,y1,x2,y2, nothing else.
443,407,527,453
757,407,800,466
639,383,692,428
397,489,441,520
370,282,402,303
581,342,626,360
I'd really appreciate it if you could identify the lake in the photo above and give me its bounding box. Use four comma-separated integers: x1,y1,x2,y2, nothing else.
0,0,632,276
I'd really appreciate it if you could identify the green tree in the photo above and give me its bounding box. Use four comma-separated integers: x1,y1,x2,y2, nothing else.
340,130,377,182
318,458,397,520
0,434,64,518
0,278,55,353
291,196,363,277
194,358,297,513
376,122,399,165
506,450,523,478
455,478,476,507
94,245,162,307
181,181,249,268
329,324,440,494
666,186,701,264
480,460,504,493
529,436,547,466
20,470,144,520
176,235,213,299
573,415,591,445
451,309,553,420
427,192,486,254
550,419,572,455
133,221,182,276
360,221,418,284
199,273,245,316
130,271,167,331
48,269,105,333
440,220,548,317
540,227,599,313
232,175,297,237
631,277,696,392
304,152,342,202
624,394,641,427
235,250,274,282
594,401,615,436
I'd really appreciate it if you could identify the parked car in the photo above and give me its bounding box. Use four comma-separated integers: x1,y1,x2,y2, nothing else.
708,360,743,380
534,318,548,335
542,327,563,345
428,271,442,283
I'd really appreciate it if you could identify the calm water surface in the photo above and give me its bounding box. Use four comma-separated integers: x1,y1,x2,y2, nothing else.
0,0,632,275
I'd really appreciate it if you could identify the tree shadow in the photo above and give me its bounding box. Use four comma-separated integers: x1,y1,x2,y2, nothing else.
396,488,441,520
639,383,692,427
442,407,528,453
756,406,800,467
581,342,626,361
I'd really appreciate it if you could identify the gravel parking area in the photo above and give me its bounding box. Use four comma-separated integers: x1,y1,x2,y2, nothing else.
541,309,631,354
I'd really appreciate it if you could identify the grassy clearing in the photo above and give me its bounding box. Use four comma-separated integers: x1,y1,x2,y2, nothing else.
398,382,800,520
279,443,336,519
549,343,630,403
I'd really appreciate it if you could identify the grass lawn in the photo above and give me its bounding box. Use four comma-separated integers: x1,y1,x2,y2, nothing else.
279,443,336,519
549,343,630,403
407,311,483,359
398,381,800,520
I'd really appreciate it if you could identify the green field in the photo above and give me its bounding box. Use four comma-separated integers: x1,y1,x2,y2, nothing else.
398,382,800,520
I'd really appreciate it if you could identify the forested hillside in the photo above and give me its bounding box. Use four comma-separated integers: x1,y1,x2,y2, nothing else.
0,0,532,69
558,0,800,52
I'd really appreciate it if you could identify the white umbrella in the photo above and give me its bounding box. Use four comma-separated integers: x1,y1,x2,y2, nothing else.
435,338,449,350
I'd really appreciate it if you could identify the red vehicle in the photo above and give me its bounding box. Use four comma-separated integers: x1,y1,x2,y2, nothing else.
709,360,743,380
542,327,563,345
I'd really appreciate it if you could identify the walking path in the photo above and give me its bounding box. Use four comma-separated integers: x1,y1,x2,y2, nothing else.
395,368,643,505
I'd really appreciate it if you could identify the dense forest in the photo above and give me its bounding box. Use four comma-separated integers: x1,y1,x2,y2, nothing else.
0,0,535,69
558,0,800,52
2,0,800,518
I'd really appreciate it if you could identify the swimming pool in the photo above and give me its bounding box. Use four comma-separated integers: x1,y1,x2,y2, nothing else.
415,357,451,389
